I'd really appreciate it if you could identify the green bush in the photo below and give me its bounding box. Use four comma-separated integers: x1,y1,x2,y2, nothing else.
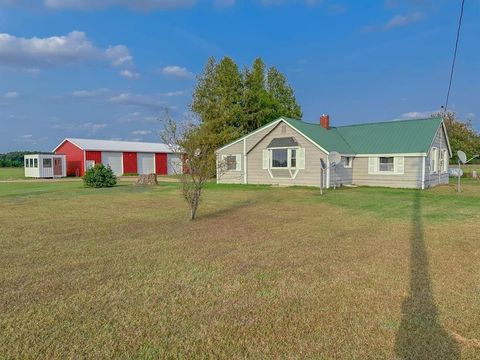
83,164,117,188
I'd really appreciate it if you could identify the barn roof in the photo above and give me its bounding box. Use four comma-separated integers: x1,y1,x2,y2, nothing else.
53,138,176,153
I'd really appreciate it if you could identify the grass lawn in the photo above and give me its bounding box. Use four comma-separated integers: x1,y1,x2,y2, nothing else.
0,167,27,180
0,180,479,359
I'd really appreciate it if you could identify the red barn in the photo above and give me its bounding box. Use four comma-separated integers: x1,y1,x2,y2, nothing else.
53,138,182,177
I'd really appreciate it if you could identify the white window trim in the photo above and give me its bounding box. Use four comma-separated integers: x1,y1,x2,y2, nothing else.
270,147,298,170
222,154,242,171
266,147,304,180
342,156,352,168
441,149,449,173
368,156,404,175
430,147,438,174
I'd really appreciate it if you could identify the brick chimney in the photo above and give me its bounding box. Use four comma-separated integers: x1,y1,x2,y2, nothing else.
320,114,330,129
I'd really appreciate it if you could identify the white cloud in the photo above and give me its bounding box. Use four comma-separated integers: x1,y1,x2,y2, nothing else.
0,31,133,69
120,69,140,79
161,65,193,79
23,134,32,138
363,11,424,32
0,0,197,11
131,130,152,135
398,111,433,120
109,93,166,111
51,121,107,132
384,11,424,30
159,90,185,97
466,112,475,120
2,91,18,99
72,88,110,97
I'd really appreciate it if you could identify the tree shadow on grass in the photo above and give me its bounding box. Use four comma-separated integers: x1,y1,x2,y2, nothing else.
394,191,459,359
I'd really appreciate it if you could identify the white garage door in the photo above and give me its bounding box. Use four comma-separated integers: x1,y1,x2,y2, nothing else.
102,152,123,175
167,154,182,175
137,153,155,175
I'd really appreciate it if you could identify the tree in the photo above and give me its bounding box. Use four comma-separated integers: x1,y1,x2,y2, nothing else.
433,111,480,163
0,151,47,167
190,56,302,151
160,112,225,220
191,56,244,153
243,58,275,132
266,66,302,121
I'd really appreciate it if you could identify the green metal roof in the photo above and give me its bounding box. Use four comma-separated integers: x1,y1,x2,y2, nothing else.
283,117,443,154
282,118,354,154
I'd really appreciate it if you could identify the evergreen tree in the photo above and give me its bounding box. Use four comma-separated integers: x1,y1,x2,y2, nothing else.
243,58,275,132
266,66,302,120
190,56,302,158
191,56,244,151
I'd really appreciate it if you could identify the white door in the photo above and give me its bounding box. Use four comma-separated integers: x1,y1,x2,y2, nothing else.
101,152,123,175
137,153,155,174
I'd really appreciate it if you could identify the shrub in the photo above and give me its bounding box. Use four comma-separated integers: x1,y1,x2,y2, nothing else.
83,164,117,188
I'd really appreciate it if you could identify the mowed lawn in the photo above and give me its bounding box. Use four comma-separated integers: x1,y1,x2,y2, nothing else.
0,180,479,359
0,167,26,180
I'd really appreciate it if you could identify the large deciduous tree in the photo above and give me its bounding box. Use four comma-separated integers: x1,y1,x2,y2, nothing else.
433,111,480,163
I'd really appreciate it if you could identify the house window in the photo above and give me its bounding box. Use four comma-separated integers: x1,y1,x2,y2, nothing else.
290,149,297,168
430,147,438,173
379,157,394,172
342,156,352,168
272,149,288,168
25,158,29,167
29,159,34,168
43,158,52,168
441,149,449,173
225,155,237,170
34,159,38,168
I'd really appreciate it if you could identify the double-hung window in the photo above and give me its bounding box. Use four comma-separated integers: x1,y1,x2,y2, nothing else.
379,157,394,172
222,154,241,171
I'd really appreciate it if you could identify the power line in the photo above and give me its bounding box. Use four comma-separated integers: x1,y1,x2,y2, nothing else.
444,0,466,112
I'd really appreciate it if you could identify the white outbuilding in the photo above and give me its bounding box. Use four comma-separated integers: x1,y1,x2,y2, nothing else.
24,154,67,178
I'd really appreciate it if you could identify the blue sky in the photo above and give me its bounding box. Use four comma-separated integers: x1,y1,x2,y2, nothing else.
0,0,478,152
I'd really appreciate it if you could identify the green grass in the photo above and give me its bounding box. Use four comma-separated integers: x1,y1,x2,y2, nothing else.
1,180,479,358
0,167,27,180
456,164,480,177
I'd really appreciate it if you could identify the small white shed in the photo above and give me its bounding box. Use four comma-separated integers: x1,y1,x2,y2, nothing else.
24,154,67,178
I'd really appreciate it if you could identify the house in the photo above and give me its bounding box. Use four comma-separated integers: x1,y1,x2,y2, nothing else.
53,138,182,177
216,115,451,189
24,154,66,178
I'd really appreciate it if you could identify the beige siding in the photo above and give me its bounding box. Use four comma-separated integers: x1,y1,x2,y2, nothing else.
352,156,423,188
425,125,450,188
246,122,327,187
217,141,245,184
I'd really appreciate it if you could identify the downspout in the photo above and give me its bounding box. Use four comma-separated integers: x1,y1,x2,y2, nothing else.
326,159,331,189
243,138,247,184
421,156,426,190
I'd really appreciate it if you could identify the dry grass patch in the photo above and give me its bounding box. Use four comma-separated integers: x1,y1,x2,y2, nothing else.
0,181,479,358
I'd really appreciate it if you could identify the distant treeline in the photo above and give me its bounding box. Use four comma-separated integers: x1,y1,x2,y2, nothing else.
0,151,51,167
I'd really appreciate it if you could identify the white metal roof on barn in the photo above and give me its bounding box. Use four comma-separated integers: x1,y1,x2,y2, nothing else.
54,138,177,153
